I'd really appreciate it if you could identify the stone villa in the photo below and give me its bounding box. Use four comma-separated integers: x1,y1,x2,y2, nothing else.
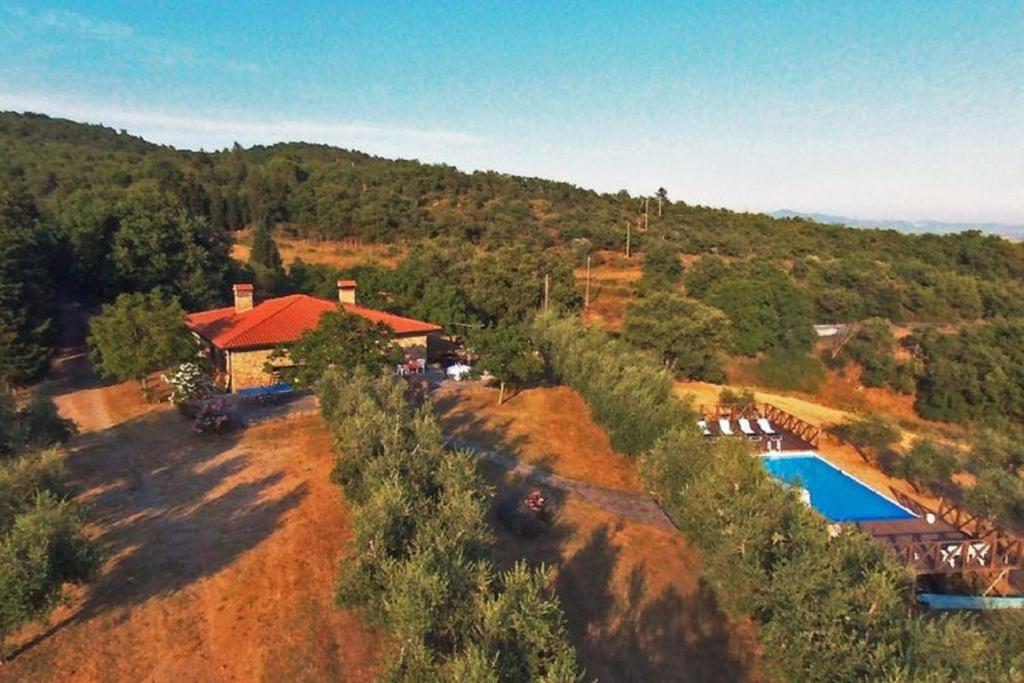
185,280,442,391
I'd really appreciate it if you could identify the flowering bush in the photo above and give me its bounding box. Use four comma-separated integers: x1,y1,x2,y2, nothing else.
163,362,213,406
191,396,231,434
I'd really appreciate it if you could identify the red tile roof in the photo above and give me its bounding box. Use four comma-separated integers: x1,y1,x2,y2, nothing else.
185,294,441,350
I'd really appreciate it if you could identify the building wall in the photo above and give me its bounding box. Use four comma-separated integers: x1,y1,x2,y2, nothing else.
395,334,429,359
395,332,443,361
225,332,440,391
228,347,290,391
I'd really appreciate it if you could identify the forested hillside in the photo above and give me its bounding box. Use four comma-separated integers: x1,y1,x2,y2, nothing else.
3,110,1024,428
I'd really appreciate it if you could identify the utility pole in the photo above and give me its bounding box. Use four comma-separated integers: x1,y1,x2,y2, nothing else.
543,273,550,311
625,220,631,258
585,255,592,309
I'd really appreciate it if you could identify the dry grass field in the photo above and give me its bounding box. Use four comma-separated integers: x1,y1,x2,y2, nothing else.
232,230,405,269
574,251,642,332
435,383,644,493
4,357,382,682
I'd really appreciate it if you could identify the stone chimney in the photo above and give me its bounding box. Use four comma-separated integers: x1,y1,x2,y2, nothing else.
233,283,254,313
338,280,357,305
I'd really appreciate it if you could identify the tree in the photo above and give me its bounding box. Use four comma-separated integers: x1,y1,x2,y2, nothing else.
703,263,815,355
269,311,402,387
470,324,543,404
622,292,732,381
655,187,668,216
111,183,233,309
249,219,287,296
832,415,900,464
88,290,198,399
249,219,283,271
894,438,960,493
638,244,684,292
466,246,581,324
0,186,57,386
963,467,1024,523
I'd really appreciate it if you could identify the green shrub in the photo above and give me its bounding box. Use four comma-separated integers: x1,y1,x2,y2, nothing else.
754,349,825,393
0,492,99,656
718,387,756,409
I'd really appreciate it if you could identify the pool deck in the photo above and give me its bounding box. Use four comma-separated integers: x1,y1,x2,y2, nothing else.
857,517,965,544
703,421,815,452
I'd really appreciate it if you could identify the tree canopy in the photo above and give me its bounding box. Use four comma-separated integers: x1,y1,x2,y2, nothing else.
269,310,403,387
88,289,197,398
622,291,731,381
469,323,543,404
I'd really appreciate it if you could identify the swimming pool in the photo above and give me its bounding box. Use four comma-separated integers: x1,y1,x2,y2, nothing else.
761,453,915,522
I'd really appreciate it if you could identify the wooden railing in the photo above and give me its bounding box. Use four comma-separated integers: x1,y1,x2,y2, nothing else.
887,535,1023,575
696,402,821,447
697,403,758,420
885,490,1022,577
761,403,820,447
890,490,1000,539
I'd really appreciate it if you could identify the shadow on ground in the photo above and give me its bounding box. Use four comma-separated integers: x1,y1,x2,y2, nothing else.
9,409,308,660
555,524,758,682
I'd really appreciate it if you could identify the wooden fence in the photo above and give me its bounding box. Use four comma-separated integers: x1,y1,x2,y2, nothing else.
761,403,821,447
888,534,1023,575
696,402,821,447
891,490,1000,539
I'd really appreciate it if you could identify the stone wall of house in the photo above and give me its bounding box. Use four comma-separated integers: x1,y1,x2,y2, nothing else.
395,334,430,359
228,348,290,391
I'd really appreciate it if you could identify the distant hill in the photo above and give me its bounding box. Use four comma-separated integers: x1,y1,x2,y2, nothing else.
771,209,1024,240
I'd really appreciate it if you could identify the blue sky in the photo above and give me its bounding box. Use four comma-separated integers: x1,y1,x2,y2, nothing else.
1,1,1022,222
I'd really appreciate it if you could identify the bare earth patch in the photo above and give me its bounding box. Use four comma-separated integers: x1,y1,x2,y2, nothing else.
3,405,381,682
435,383,644,493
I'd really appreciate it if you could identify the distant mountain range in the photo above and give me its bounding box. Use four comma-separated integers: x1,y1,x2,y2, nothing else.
770,210,1024,240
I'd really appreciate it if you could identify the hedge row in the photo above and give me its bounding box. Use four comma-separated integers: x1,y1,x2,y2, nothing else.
317,368,579,681
531,315,1024,682
529,313,691,455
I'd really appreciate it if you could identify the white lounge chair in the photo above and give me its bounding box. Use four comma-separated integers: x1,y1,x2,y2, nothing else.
941,544,963,568
738,418,757,435
718,418,734,436
757,418,776,435
968,542,990,567
697,420,712,437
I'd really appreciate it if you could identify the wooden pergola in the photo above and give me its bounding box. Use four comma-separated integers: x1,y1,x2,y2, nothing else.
863,491,1024,594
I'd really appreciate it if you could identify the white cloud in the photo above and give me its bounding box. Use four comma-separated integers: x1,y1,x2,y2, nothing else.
0,91,483,154
5,6,259,73
6,6,134,41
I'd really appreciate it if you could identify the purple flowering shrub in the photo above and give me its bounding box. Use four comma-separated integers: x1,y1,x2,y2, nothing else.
191,396,231,434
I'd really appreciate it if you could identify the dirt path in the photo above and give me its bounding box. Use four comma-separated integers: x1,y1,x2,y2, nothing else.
4,367,380,681
446,435,676,531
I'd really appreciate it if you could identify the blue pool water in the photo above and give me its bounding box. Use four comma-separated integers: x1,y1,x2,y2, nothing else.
761,453,915,522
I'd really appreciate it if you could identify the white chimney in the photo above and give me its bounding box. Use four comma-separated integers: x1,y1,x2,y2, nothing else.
233,283,254,313
338,280,357,305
